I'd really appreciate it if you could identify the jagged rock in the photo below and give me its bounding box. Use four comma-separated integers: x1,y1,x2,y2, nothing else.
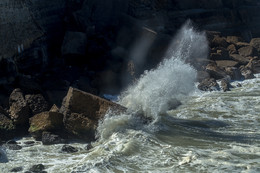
227,44,238,54
25,94,49,116
61,87,126,140
206,63,227,79
238,46,258,57
250,38,260,52
240,66,255,79
50,104,59,112
9,89,31,125
61,145,78,153
220,79,231,92
41,131,65,145
29,111,63,140
224,67,243,80
230,54,250,65
198,78,220,91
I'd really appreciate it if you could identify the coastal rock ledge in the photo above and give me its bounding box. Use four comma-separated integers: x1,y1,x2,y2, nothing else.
27,87,126,142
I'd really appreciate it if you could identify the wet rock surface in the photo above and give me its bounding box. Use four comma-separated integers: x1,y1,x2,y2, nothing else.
61,144,78,153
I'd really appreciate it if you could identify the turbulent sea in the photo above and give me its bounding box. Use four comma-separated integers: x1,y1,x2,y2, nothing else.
1,23,260,173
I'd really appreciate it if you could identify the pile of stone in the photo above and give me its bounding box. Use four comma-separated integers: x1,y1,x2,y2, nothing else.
196,32,260,91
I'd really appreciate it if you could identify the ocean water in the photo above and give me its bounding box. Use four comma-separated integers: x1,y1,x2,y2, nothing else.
0,23,259,173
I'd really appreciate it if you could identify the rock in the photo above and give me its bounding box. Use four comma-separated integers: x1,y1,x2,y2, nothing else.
220,79,231,92
230,54,250,65
206,63,227,79
29,111,63,140
210,47,229,60
25,94,49,116
10,167,23,172
61,87,126,140
61,145,78,153
9,89,31,125
29,164,45,173
49,104,59,112
64,113,96,140
238,46,257,57
236,42,250,48
227,44,238,54
198,78,220,91
225,67,243,80
4,143,22,150
0,107,15,140
226,36,243,44
211,36,228,48
196,71,210,82
215,60,239,68
240,66,255,79
24,141,35,145
42,131,65,145
61,31,87,56
250,38,260,52
85,143,93,150
248,59,260,73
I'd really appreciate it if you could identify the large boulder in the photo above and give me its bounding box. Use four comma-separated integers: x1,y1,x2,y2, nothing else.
61,87,126,140
9,89,31,125
28,109,63,140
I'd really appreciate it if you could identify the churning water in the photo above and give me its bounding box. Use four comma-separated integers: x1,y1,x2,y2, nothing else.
1,23,259,173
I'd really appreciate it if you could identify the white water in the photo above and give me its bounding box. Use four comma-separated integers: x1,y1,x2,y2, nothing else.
1,23,260,173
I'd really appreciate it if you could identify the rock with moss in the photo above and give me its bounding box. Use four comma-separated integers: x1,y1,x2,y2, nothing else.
29,111,63,140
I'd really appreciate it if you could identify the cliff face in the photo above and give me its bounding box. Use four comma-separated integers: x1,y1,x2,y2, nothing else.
0,0,260,84
0,0,66,62
128,0,260,39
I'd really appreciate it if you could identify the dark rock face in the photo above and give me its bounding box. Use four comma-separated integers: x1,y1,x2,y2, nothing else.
25,94,49,116
9,89,31,125
10,166,23,172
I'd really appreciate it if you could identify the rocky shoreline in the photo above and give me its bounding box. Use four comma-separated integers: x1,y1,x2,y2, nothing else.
1,0,260,146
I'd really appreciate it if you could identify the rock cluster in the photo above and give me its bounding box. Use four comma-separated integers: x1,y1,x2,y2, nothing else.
196,32,260,91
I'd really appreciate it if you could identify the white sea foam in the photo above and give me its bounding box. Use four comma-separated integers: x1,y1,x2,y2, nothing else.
119,21,208,120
